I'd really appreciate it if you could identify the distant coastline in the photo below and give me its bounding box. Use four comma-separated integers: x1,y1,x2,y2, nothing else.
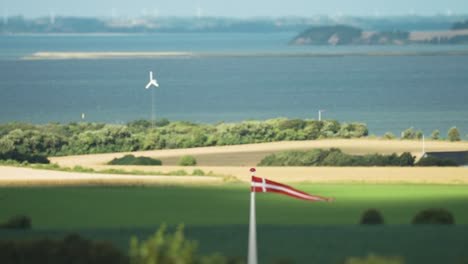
291,26,468,46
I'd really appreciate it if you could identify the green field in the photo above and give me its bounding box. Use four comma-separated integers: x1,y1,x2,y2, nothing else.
2,184,468,228
2,184,468,263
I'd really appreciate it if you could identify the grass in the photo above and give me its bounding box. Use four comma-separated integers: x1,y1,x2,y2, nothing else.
1,184,468,229
2,184,468,263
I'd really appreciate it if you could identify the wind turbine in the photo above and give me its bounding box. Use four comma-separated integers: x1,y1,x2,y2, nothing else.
145,71,159,128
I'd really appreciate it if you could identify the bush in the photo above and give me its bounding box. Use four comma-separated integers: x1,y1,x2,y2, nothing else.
192,169,205,176
130,224,197,264
178,155,197,166
108,155,162,166
411,208,455,225
382,132,395,140
0,215,32,229
448,127,461,142
359,209,384,225
431,129,440,140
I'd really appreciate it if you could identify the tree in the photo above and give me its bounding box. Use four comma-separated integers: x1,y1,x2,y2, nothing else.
415,130,423,139
383,132,396,140
431,129,440,140
401,127,415,139
448,127,461,142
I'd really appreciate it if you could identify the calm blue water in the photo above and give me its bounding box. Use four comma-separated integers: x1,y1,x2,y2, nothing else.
0,34,467,136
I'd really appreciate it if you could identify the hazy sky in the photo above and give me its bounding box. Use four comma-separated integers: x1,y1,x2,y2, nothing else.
2,0,468,18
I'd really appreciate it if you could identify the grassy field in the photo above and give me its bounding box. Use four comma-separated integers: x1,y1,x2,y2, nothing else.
2,184,468,228
2,184,468,263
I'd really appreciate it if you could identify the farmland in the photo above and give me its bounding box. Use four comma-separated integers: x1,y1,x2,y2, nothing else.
1,184,468,263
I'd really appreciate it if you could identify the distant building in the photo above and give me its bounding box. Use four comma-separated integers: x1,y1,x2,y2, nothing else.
425,151,468,166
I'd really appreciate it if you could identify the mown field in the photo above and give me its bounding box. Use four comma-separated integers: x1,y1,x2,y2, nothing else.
2,184,468,228
2,184,468,263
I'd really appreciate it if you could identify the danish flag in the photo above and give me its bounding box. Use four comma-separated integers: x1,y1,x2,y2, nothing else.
250,169,334,202
247,168,334,264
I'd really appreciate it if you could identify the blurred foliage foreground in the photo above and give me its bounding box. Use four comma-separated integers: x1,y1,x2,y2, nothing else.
0,223,407,264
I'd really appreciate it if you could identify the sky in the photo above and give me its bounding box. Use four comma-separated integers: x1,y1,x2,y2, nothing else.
2,0,468,18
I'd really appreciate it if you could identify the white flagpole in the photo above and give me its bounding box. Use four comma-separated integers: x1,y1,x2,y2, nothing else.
248,168,258,264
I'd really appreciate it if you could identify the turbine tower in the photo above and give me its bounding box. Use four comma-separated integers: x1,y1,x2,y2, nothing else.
145,71,160,128
318,109,326,121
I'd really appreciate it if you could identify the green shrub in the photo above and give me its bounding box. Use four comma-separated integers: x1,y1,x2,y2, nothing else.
416,156,458,166
178,155,197,166
0,215,32,229
130,224,197,264
192,169,205,176
72,165,95,173
431,129,440,140
108,155,162,166
382,132,396,140
359,209,384,225
411,208,455,225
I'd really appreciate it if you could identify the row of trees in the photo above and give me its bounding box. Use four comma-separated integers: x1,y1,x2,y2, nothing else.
383,126,462,142
258,148,416,167
0,119,368,163
258,148,458,167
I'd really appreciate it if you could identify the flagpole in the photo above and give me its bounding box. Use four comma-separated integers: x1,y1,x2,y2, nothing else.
248,168,257,264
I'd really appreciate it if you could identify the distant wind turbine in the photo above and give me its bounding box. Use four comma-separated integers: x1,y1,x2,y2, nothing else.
145,71,159,89
196,6,203,18
49,10,55,25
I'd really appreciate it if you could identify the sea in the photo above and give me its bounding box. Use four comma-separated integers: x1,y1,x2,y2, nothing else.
0,33,467,136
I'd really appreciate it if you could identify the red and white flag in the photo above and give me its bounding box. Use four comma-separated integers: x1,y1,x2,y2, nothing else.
251,173,334,203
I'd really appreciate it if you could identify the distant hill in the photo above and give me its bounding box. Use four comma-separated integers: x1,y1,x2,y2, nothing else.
291,24,468,45
452,20,468,30
291,25,410,45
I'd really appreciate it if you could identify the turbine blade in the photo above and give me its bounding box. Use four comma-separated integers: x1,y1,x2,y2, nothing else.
145,82,152,89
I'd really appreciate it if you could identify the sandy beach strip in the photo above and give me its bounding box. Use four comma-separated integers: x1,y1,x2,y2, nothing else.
22,49,468,60
22,51,194,60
